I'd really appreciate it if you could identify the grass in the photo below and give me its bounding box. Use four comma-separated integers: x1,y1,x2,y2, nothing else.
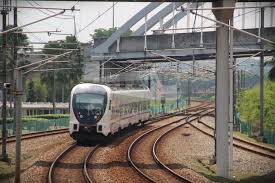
0,152,33,180
188,158,275,183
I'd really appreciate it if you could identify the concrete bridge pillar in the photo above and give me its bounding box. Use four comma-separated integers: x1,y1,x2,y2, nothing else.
212,0,235,178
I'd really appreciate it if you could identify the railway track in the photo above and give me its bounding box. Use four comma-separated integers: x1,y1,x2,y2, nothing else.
48,142,99,183
0,128,69,144
47,102,210,183
194,111,275,159
127,106,212,183
0,101,207,145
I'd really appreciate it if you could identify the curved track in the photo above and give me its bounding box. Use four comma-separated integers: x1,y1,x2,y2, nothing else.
127,104,212,183
196,112,275,159
151,109,212,182
47,101,210,183
83,145,100,183
48,143,99,183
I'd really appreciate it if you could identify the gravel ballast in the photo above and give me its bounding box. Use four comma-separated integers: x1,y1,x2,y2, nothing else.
1,133,73,183
88,116,186,183
157,120,275,182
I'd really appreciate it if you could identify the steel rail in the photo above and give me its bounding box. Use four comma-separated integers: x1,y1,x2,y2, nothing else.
152,108,213,183
198,112,275,156
127,104,212,182
83,145,100,183
183,111,275,159
48,143,77,183
0,128,68,144
127,116,188,182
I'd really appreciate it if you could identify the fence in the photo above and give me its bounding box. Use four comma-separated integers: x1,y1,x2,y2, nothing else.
149,97,186,116
0,117,69,137
1,98,187,137
237,117,275,145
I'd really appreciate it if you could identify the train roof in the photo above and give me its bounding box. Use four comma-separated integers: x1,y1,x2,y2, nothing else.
77,83,149,92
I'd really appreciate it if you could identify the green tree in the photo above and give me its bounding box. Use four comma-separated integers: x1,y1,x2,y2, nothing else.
92,27,118,38
267,56,275,81
237,81,275,131
91,27,132,38
0,26,30,82
0,26,29,47
40,36,83,102
26,80,35,102
265,42,275,81
26,79,47,102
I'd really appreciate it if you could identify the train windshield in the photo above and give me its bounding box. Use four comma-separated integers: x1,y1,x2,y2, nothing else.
73,93,107,124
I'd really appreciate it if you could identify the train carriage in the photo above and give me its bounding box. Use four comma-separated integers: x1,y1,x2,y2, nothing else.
69,83,150,142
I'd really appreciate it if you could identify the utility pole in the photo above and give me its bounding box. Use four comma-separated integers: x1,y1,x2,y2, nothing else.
259,7,265,140
187,78,190,106
112,1,115,29
73,15,76,36
52,70,56,114
212,0,235,178
229,18,234,177
14,68,22,183
99,61,102,83
13,7,18,135
1,0,10,162
233,58,237,130
176,62,179,109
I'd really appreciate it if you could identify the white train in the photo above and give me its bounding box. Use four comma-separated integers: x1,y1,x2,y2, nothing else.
69,83,151,142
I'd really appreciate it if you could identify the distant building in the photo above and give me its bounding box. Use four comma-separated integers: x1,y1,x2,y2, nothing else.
0,102,69,116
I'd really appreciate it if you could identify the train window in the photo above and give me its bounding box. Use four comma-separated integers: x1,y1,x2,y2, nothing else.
109,100,111,110
73,93,107,124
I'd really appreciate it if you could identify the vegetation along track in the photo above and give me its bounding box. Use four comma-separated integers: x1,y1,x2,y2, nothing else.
0,128,68,144
194,110,275,159
48,142,99,183
127,105,212,183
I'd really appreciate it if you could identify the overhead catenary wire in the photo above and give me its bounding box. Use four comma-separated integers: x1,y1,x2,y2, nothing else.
26,1,73,20
0,5,80,11
149,51,215,74
17,51,72,70
185,8,275,45
33,68,75,72
177,5,275,11
77,2,118,34
231,51,261,69
16,47,79,51
0,10,65,34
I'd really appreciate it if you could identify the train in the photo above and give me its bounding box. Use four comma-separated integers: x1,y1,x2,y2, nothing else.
69,83,151,142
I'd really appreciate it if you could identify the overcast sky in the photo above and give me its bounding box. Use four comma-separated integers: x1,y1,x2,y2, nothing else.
2,1,274,47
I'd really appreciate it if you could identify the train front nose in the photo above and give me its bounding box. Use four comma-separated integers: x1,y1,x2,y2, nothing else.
72,93,107,125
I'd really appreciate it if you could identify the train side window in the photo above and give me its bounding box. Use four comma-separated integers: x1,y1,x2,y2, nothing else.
109,100,111,110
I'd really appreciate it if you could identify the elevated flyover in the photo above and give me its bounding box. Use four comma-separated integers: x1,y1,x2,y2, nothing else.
90,27,275,62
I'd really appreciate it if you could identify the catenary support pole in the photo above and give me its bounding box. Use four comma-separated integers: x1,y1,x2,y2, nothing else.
144,15,147,51
176,61,179,109
52,70,56,114
14,69,22,183
13,7,17,135
212,0,235,178
259,7,264,140
1,7,8,161
187,78,190,106
229,18,234,177
99,61,102,83
172,2,175,49
112,1,115,28
233,58,237,129
200,3,203,47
